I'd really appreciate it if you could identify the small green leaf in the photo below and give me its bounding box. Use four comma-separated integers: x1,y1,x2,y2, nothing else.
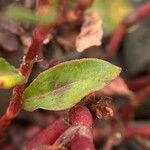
23,58,121,111
6,5,57,25
0,58,24,89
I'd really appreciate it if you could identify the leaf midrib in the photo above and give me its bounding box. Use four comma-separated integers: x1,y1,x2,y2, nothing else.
23,77,111,102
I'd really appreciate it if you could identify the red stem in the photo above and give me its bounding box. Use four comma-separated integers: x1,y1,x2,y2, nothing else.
25,119,67,150
122,85,150,119
0,1,51,136
71,132,95,150
69,105,95,150
125,125,150,138
69,105,93,127
106,24,127,59
123,2,150,27
0,26,49,137
53,105,94,149
93,124,150,141
106,2,150,59
127,75,150,91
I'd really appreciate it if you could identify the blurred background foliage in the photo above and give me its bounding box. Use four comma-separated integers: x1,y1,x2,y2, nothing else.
5,0,132,32
88,0,132,32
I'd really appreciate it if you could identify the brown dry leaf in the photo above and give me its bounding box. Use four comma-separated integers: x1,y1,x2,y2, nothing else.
101,77,133,97
76,12,103,52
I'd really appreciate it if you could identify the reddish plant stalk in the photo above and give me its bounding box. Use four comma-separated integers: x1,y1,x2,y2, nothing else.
25,119,67,150
127,75,150,91
25,126,41,139
0,1,51,136
122,85,150,119
0,26,49,137
106,2,150,58
69,105,93,127
69,105,95,150
123,2,150,27
53,105,94,149
125,125,150,139
106,24,127,59
71,132,95,150
93,124,150,142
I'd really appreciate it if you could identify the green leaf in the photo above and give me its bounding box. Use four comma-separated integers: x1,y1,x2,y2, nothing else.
6,5,57,25
0,58,24,89
23,58,121,111
88,0,132,32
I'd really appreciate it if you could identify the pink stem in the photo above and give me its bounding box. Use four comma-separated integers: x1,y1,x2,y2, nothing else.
93,124,150,142
106,24,127,59
69,105,93,127
0,27,50,137
69,105,95,150
125,125,150,138
71,132,95,150
25,119,67,150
